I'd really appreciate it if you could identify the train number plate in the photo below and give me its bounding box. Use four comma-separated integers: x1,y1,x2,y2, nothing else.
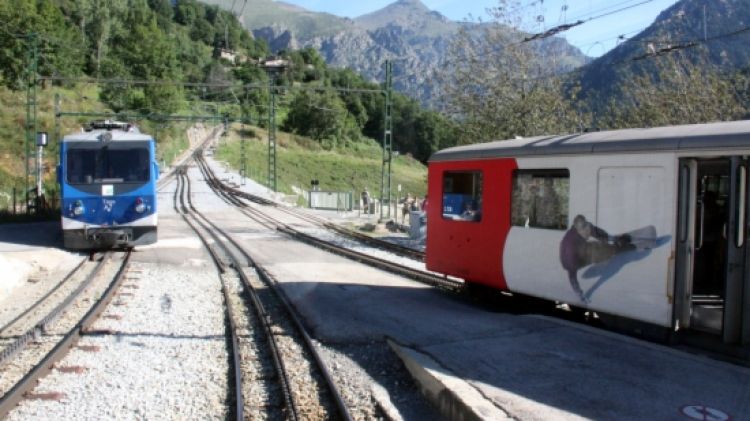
102,184,114,196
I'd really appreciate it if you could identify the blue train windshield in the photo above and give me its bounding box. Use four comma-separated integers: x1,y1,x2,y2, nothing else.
66,146,150,184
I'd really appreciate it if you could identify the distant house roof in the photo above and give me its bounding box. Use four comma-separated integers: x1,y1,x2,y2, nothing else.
430,120,750,162
261,57,289,69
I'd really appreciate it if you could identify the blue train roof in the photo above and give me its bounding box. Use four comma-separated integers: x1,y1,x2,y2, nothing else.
430,119,750,162
62,129,153,143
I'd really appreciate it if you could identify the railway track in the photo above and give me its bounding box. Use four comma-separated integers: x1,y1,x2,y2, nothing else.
199,148,425,262
0,255,103,366
0,251,132,419
156,125,223,192
194,151,462,292
175,168,352,420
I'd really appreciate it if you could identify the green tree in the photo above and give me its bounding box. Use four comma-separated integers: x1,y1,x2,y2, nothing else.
174,0,200,26
283,89,347,142
0,1,37,88
148,0,173,30
0,0,84,88
437,0,585,143
599,51,749,129
329,68,371,130
100,0,183,114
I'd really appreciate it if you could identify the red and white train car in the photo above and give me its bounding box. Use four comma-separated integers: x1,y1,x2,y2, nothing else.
426,120,750,348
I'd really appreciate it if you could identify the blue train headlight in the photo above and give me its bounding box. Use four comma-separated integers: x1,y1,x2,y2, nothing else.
134,197,146,213
73,200,85,216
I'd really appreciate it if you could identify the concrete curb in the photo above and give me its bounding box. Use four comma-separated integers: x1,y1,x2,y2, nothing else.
387,338,513,421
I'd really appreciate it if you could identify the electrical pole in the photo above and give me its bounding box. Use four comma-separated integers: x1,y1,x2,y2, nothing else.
240,104,247,185
262,58,288,193
54,93,61,163
380,60,393,221
268,77,277,192
36,132,47,208
25,33,38,214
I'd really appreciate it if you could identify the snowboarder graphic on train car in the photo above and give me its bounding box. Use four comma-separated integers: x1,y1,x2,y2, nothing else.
559,215,636,304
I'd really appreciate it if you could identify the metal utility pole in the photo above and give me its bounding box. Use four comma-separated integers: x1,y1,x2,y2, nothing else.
261,58,288,193
35,132,47,204
380,60,393,221
25,33,38,213
268,78,277,192
240,109,247,185
54,94,61,162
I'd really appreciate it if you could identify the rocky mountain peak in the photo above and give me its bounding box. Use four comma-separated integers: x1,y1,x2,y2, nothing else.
393,0,429,10
356,0,453,34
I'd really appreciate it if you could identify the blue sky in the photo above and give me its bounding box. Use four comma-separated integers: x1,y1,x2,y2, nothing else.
279,0,680,57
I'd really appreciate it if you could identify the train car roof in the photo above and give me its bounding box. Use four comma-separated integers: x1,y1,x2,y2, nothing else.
429,119,750,162
62,129,153,143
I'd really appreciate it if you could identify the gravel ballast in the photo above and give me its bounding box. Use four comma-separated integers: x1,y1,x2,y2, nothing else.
6,261,231,420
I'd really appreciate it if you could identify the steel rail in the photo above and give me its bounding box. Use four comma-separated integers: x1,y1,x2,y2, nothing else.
238,185,424,261
194,154,461,291
0,254,109,366
0,251,132,419
248,255,355,421
181,166,353,421
195,152,426,261
278,226,462,291
179,169,299,419
173,170,245,421
157,126,223,193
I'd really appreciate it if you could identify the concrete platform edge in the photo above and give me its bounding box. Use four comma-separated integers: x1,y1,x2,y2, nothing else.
526,314,750,372
387,338,513,421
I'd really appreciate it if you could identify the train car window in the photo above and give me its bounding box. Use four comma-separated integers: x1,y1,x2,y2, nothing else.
511,169,569,230
442,171,483,222
67,147,150,184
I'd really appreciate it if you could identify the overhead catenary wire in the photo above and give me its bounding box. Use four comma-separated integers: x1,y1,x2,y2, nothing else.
438,0,663,75
436,0,744,92
567,0,657,23
630,25,750,61
576,26,650,50
523,0,656,42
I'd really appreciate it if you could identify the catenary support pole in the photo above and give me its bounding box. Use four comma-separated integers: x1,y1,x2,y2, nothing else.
380,60,393,221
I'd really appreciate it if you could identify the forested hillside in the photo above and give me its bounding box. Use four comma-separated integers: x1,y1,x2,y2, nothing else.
0,0,457,170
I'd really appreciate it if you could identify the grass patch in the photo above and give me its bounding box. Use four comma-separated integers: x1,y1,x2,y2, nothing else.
215,123,428,203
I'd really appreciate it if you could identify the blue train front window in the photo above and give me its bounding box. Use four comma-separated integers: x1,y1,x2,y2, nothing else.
67,147,150,184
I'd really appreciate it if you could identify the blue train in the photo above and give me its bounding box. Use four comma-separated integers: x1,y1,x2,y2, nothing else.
58,121,159,249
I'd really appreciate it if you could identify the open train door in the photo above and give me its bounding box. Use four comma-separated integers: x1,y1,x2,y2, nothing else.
675,156,750,346
731,156,750,345
675,159,697,330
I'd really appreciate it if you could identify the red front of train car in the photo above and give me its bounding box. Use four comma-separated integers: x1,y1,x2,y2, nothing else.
426,158,517,288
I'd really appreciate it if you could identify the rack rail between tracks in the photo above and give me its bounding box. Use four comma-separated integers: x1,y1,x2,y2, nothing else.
175,168,353,421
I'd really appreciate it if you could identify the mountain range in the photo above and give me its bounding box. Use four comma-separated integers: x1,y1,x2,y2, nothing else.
203,0,750,106
202,0,590,103
575,0,750,100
